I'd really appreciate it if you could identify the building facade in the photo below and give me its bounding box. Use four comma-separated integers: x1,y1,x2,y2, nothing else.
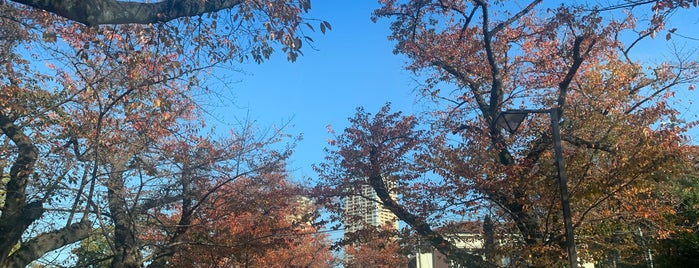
344,183,399,232
343,182,400,265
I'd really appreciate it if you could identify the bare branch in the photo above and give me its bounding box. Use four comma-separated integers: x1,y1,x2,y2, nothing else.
7,220,92,268
491,0,543,34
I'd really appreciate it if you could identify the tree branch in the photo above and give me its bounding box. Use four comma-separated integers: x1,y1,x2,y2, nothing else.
490,0,542,34
6,220,92,268
11,0,245,26
366,148,495,268
558,35,597,111
563,135,613,153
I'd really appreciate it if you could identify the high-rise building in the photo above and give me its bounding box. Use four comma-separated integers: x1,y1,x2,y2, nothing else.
344,183,399,233
343,181,401,266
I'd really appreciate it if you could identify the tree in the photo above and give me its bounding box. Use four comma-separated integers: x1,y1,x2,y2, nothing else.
107,123,299,268
157,172,336,268
316,104,495,267
343,224,409,268
1,0,326,266
61,124,302,268
316,1,699,266
652,148,699,267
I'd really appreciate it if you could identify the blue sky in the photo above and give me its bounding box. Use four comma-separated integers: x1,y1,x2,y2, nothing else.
207,2,699,182
208,1,419,180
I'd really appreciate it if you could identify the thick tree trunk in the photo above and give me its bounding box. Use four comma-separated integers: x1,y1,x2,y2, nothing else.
107,161,142,268
0,112,42,267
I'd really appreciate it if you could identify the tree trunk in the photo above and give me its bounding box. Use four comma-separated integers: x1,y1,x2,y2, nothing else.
148,167,194,268
108,161,142,268
0,111,41,267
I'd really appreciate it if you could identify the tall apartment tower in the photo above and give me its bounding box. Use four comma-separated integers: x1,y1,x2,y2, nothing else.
344,183,399,233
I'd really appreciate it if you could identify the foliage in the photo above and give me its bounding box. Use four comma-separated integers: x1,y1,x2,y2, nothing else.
7,0,332,62
72,227,114,268
652,152,699,267
156,172,336,268
315,1,699,267
343,224,410,268
654,231,699,267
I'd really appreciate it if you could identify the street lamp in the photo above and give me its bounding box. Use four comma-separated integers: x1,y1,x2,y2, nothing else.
496,108,578,268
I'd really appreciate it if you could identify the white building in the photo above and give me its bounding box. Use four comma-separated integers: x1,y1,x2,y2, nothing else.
410,230,595,268
344,183,398,233
343,182,399,265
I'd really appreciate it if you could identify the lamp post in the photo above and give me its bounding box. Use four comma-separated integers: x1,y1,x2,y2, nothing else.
495,108,577,268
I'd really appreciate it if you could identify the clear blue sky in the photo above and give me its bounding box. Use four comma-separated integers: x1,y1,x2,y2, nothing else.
208,2,419,181
207,2,699,182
